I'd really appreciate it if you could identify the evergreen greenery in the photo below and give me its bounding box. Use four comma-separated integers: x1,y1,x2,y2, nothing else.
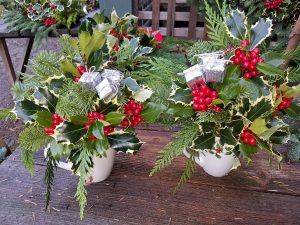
150,122,199,176
44,149,57,210
0,108,16,121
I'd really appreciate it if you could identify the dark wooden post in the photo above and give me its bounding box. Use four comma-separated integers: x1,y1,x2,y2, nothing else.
152,0,160,31
188,6,198,39
166,0,176,36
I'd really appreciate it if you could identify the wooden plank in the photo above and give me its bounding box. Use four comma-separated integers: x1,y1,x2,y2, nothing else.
143,26,204,38
151,0,160,31
18,37,34,75
0,38,17,84
1,144,300,224
132,0,139,16
138,11,204,21
166,0,176,36
188,7,198,39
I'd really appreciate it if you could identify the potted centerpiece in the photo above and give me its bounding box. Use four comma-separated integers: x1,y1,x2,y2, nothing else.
0,11,165,218
150,3,300,190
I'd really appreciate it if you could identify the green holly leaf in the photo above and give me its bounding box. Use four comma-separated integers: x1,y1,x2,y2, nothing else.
95,138,110,156
121,77,140,92
60,57,79,76
284,102,300,118
108,133,143,153
106,112,125,125
89,120,104,140
50,140,63,160
132,88,153,102
285,84,300,98
169,88,192,105
14,99,44,123
239,78,262,101
239,142,258,159
70,115,89,125
166,103,195,118
256,62,285,78
35,111,53,128
84,31,106,60
225,9,246,40
218,82,241,101
270,131,289,144
249,118,268,135
192,132,215,150
246,98,272,121
256,137,282,164
250,18,273,50
220,128,236,145
56,122,86,143
140,102,167,122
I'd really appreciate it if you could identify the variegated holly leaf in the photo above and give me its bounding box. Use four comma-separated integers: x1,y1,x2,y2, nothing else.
220,128,236,146
246,98,272,121
121,77,140,92
132,88,153,102
107,133,143,153
70,115,89,125
95,138,110,156
256,137,282,164
229,119,244,136
239,79,262,101
140,102,167,122
225,9,247,40
249,118,268,135
169,88,192,105
250,18,273,50
14,99,44,123
192,132,215,150
97,101,119,115
32,88,58,113
87,120,104,140
284,102,300,118
56,122,86,143
256,62,285,79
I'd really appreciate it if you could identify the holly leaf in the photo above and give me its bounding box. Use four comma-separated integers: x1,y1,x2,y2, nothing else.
285,84,300,98
225,9,246,40
246,98,272,121
84,31,106,60
220,128,236,145
89,120,104,140
249,118,268,135
192,132,215,150
166,103,195,118
239,142,258,159
60,57,79,76
56,122,86,143
140,102,167,122
284,102,300,118
169,88,192,105
106,112,125,125
239,78,262,101
250,18,273,50
95,138,110,156
32,88,58,113
256,62,285,78
70,115,89,125
256,137,282,164
121,77,140,92
49,140,63,160
107,133,143,153
132,88,153,102
14,99,44,123
35,111,53,128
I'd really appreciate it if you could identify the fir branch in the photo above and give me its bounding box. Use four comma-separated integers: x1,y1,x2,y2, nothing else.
204,0,229,48
287,67,300,83
11,81,35,101
19,125,51,153
44,149,57,210
150,122,199,176
20,148,35,175
73,143,93,219
0,108,16,121
174,150,197,193
56,81,97,119
59,34,80,59
187,41,219,65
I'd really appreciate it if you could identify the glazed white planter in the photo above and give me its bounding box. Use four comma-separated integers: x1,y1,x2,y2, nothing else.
44,148,115,183
183,148,237,177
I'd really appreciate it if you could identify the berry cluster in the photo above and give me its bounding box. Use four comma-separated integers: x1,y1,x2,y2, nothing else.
240,128,257,145
86,112,115,139
191,81,221,112
275,95,293,111
121,100,144,127
44,18,57,27
74,65,86,82
230,39,264,79
112,45,119,52
265,0,283,10
44,114,64,136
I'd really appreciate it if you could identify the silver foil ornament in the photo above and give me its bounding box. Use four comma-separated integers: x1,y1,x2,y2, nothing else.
178,64,205,89
203,59,228,83
78,67,102,91
95,69,124,101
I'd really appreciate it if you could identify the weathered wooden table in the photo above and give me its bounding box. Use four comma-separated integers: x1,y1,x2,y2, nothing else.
0,129,299,225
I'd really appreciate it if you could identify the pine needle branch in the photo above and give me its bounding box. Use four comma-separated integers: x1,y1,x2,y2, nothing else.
44,149,57,210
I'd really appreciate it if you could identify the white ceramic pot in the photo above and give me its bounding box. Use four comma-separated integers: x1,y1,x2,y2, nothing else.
183,148,237,177
44,148,115,183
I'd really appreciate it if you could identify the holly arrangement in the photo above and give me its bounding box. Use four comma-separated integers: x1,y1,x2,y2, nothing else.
265,0,283,11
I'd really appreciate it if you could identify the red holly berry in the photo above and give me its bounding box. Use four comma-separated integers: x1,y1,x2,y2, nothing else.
241,39,250,48
112,45,119,52
77,65,86,75
44,18,57,27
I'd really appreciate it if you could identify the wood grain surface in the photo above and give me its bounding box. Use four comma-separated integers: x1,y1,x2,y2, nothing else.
0,129,299,225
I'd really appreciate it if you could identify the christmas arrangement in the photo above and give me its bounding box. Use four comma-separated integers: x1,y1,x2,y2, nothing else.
2,0,90,46
188,0,300,47
149,1,300,190
0,11,165,218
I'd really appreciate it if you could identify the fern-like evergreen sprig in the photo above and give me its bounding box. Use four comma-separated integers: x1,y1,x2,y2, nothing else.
0,108,16,121
150,122,199,176
44,149,57,210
